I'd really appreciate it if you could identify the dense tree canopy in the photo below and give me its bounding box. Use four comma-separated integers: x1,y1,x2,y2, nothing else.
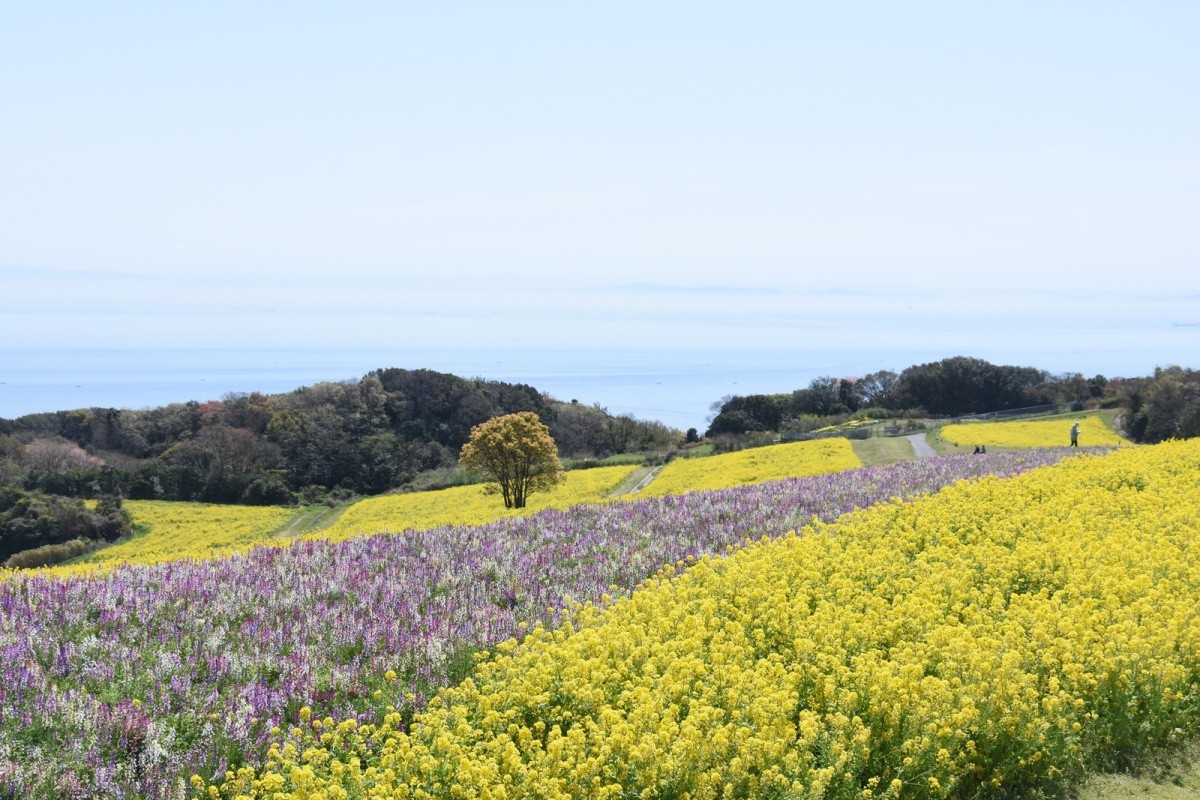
0,487,130,564
0,369,677,507
706,357,1123,437
893,356,1049,416
1121,366,1200,443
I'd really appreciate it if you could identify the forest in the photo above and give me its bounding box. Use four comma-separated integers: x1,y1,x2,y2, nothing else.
0,367,677,508
2,357,1197,566
706,356,1200,444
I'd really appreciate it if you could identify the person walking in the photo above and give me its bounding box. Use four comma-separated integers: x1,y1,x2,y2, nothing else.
1070,420,1080,447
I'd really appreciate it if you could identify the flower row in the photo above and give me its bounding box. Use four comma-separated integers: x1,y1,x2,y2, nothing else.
0,451,1076,798
204,442,1200,799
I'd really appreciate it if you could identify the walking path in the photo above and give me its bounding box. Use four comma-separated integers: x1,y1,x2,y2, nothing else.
906,433,938,458
630,466,663,493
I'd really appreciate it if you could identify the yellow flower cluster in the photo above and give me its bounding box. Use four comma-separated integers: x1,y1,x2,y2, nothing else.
32,500,295,578
315,466,638,542
11,439,863,578
940,415,1126,449
205,441,1200,799
9,468,637,579
641,438,862,497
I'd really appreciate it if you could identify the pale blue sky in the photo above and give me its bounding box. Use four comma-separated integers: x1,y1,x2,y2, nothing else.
1,3,1198,372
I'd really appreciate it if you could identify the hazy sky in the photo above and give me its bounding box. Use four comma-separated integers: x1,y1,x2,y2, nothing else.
2,3,1198,360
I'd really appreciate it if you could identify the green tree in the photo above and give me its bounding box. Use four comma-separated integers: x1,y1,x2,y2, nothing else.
1124,366,1200,443
858,369,900,408
459,412,564,509
705,393,790,436
895,356,1048,416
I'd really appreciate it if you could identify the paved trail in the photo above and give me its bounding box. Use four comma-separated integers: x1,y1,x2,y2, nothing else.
906,433,938,458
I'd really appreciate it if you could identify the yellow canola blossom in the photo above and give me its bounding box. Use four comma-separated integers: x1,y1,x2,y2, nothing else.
642,438,862,497
29,500,295,579
940,414,1126,449
204,441,1200,799
316,465,638,542
11,467,635,579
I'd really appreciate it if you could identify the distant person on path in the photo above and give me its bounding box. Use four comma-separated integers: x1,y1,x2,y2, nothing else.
1070,421,1080,447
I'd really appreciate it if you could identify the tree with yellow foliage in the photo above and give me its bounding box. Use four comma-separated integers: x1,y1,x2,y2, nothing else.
459,412,564,509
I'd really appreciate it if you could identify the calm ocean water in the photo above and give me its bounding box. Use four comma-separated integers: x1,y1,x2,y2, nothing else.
0,348,919,432
3,277,1197,430
1,338,1196,431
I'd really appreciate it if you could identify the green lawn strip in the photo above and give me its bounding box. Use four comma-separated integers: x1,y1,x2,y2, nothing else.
924,425,966,455
561,452,646,470
271,502,355,538
608,466,659,496
1080,745,1200,799
849,435,916,466
1091,407,1122,433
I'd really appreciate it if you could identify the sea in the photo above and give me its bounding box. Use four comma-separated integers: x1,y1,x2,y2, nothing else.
2,276,1197,431
2,338,1197,432
0,347,915,432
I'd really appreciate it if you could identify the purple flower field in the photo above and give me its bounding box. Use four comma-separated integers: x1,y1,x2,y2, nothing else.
0,450,1087,798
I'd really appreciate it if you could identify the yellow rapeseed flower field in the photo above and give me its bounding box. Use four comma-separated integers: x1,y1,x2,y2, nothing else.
941,414,1126,449
34,500,296,578
12,468,637,579
316,465,638,541
203,440,1200,799
641,438,862,497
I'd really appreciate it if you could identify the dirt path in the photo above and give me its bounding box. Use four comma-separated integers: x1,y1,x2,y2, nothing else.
906,433,937,458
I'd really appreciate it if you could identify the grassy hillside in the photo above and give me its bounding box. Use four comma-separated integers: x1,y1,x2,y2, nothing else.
9,411,1190,800
20,439,869,573
316,464,638,541
641,438,862,497
0,451,1077,798
939,413,1126,450
203,441,1200,799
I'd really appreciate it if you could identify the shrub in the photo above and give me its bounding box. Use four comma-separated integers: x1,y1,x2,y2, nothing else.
4,538,101,569
708,431,777,454
0,488,131,561
242,476,295,506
